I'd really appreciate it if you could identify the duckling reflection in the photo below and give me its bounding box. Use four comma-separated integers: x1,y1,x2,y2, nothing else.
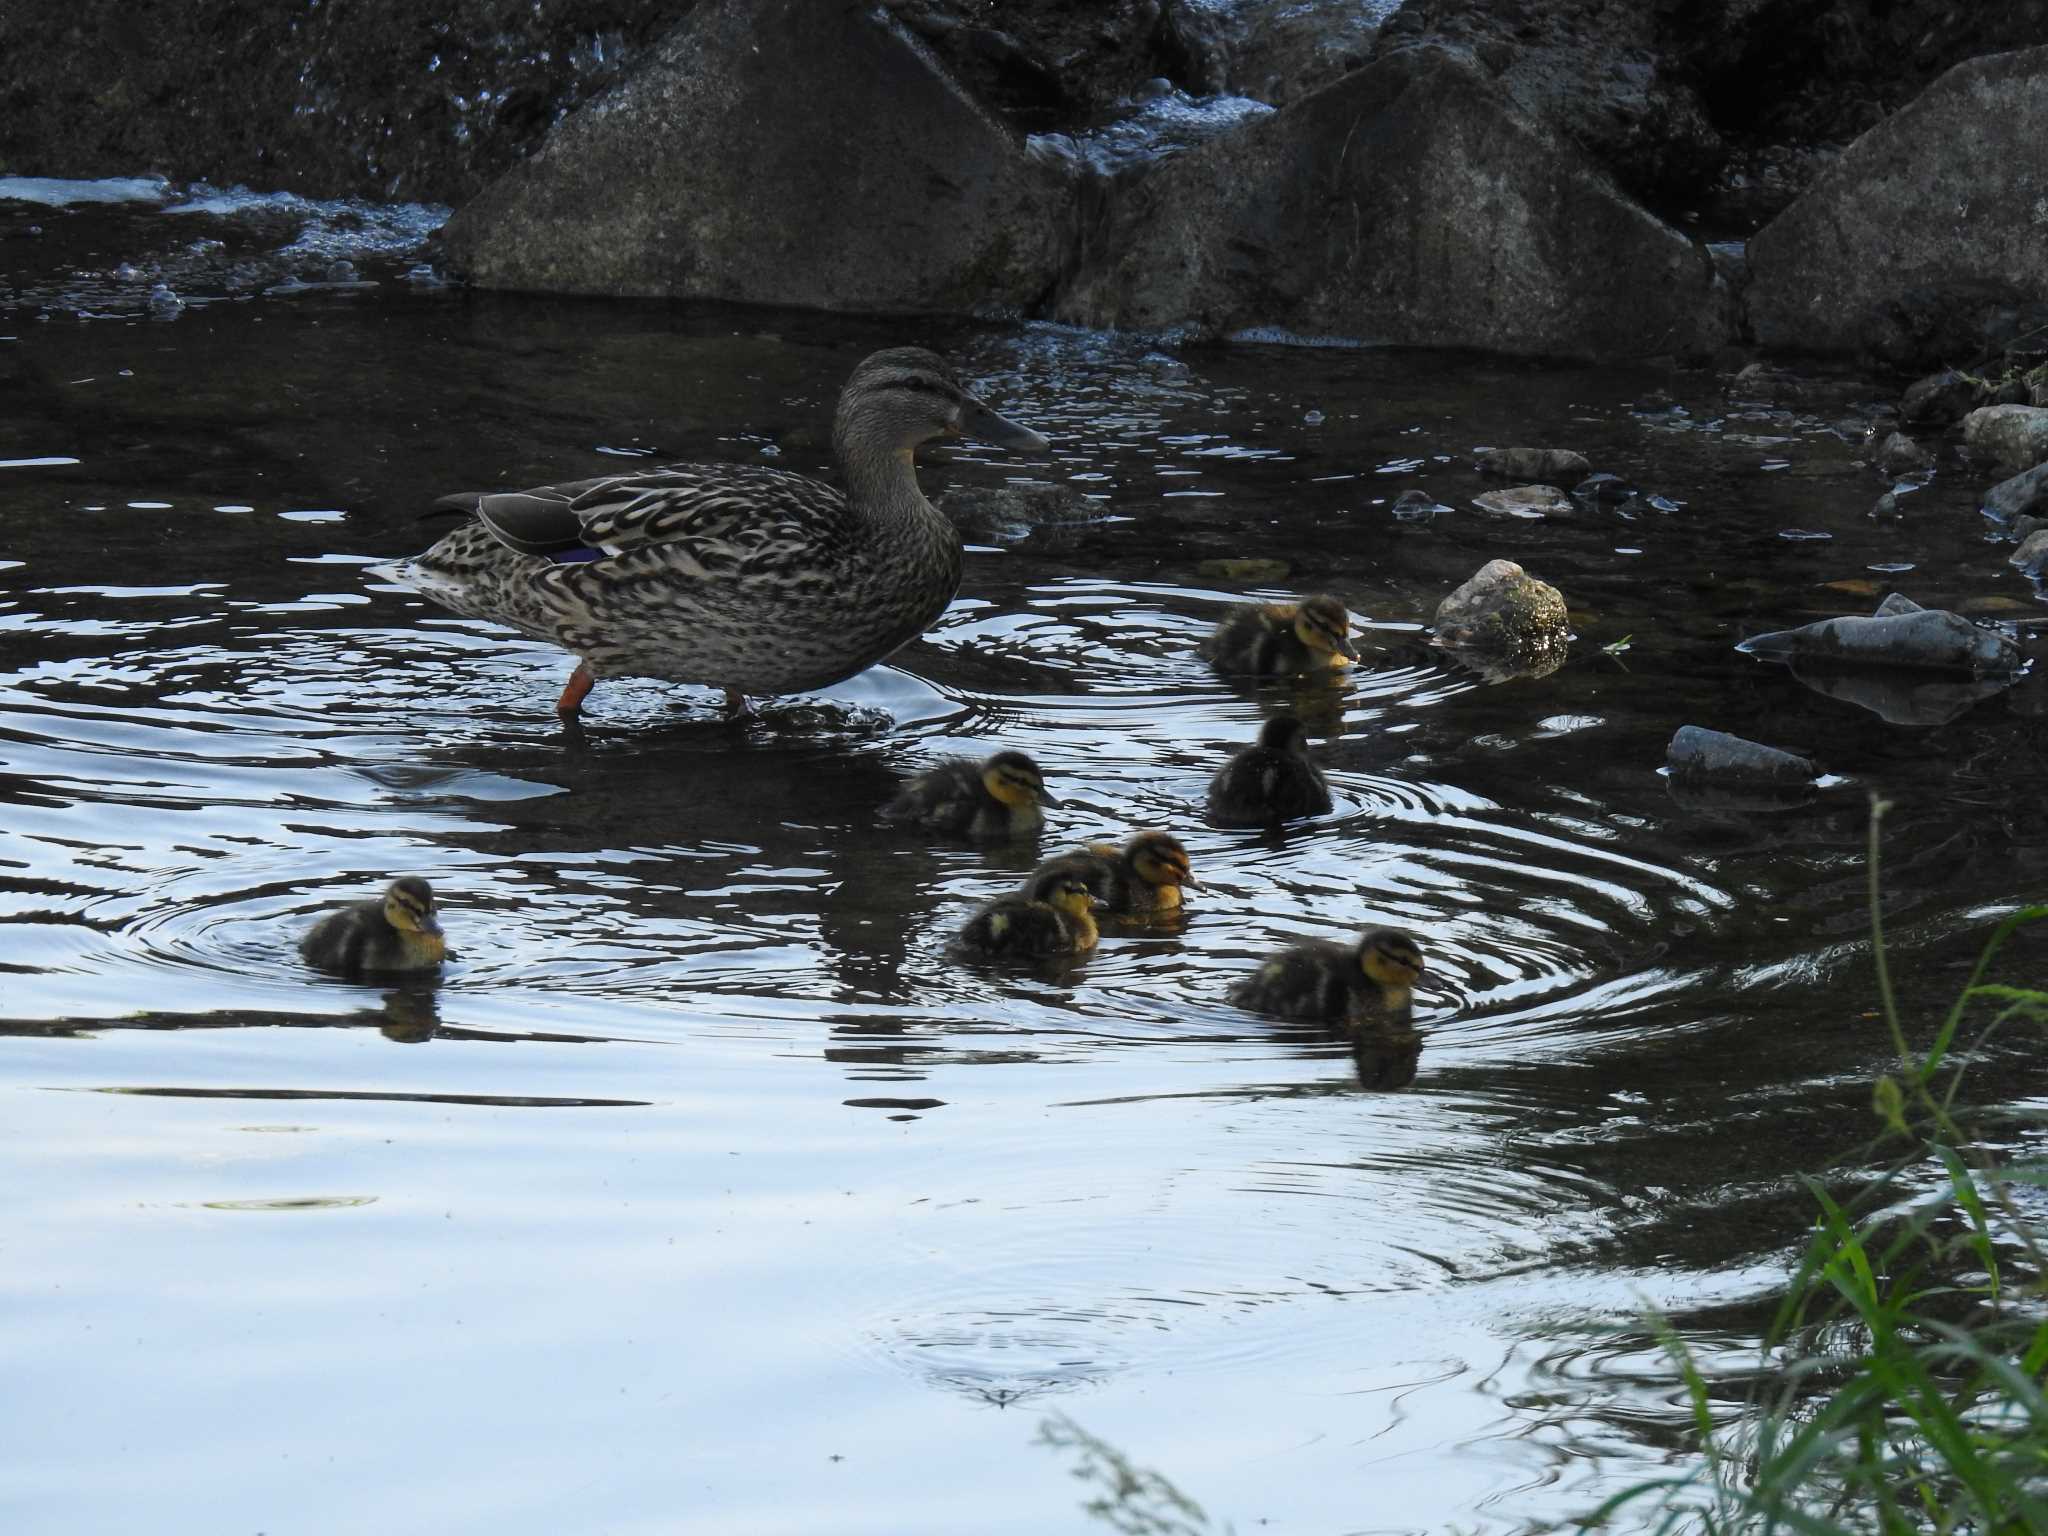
1207,714,1333,826
376,987,443,1044
1202,593,1359,677
299,878,447,976
1230,927,1426,1089
1032,831,1202,921
953,867,1103,960
881,749,1060,841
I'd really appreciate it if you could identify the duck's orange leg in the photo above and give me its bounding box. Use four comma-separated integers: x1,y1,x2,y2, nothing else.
556,662,595,717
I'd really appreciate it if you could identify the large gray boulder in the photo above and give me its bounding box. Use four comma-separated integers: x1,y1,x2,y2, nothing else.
437,0,1068,313
1747,46,2048,365
1054,45,1732,360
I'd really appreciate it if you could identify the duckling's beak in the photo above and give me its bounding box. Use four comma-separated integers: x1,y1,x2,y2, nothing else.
1335,633,1361,661
957,396,1050,453
1179,871,1206,890
418,911,444,936
1035,788,1063,808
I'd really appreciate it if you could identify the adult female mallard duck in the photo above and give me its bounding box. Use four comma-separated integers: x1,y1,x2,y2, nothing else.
1207,714,1333,825
1230,926,1426,1088
1035,830,1203,918
299,877,447,976
880,750,1060,840
1202,593,1359,678
954,867,1103,960
398,348,1048,717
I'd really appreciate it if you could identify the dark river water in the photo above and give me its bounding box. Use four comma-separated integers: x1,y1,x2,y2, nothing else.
3,181,2045,1534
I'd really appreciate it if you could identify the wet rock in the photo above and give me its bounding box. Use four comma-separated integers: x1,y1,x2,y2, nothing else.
1992,378,2033,406
1055,44,1733,362
1666,726,1816,787
2016,515,2048,541
1875,432,1933,475
1472,485,1573,520
1985,462,2048,523
1870,491,1903,520
1432,559,1570,669
1573,473,1637,502
1900,368,1984,426
1390,489,1449,520
1224,1,1384,107
438,0,1067,313
2012,530,2048,577
1748,46,2048,367
1962,404,2048,475
1478,447,1590,481
1739,593,2022,677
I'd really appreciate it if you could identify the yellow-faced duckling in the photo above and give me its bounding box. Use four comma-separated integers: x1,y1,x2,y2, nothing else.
1037,830,1204,918
299,877,446,976
1202,593,1359,677
881,749,1060,840
1229,926,1423,1030
1206,714,1333,826
954,867,1103,960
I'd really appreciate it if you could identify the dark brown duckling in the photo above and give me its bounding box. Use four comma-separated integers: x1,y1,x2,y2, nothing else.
1229,926,1422,1026
1034,830,1204,919
299,877,447,976
1201,593,1359,678
881,749,1060,840
1206,715,1333,826
954,867,1102,960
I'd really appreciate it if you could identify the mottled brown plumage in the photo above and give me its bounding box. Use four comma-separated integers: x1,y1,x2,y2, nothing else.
880,750,1059,840
954,868,1102,960
397,348,1047,716
299,877,446,976
1202,593,1359,678
1033,831,1203,918
1230,927,1425,1088
1207,715,1333,826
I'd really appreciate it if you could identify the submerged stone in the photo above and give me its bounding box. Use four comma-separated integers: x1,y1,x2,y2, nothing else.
1472,485,1573,520
1433,559,1569,667
1666,726,1816,786
1739,592,2021,676
1478,447,1590,481
2011,529,2048,576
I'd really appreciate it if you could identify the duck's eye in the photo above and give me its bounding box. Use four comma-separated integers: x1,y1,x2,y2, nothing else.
904,374,932,393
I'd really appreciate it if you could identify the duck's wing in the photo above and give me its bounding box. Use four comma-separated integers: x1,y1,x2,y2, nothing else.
440,465,847,561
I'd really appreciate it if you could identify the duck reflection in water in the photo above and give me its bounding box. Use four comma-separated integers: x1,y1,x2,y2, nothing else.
1231,927,1426,1089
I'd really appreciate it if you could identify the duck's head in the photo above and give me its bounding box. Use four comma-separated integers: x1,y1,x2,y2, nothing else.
1292,594,1359,662
1028,868,1104,924
982,750,1061,810
1124,830,1203,891
836,348,1049,461
382,877,442,937
1257,714,1314,756
1357,928,1424,1001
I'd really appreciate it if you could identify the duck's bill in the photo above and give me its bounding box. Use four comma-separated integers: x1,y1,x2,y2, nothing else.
419,915,444,936
959,399,1050,452
1179,872,1207,890
1335,635,1361,661
1035,789,1064,808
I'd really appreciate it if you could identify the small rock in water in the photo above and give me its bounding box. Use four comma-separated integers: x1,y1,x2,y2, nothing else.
1983,460,2048,523
146,283,184,320
2011,529,2048,577
1477,446,1590,482
1740,592,2022,676
1473,484,1573,519
114,262,143,283
1389,489,1447,520
1899,368,1982,426
1433,559,1569,654
325,259,359,283
1875,431,1932,474
1963,404,2048,473
1572,472,1636,502
1869,491,1903,520
1198,557,1291,584
1666,725,1816,786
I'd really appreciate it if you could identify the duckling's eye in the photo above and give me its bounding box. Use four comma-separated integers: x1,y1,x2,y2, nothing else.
903,374,932,393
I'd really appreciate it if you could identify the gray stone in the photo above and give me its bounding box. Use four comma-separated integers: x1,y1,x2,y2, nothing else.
1054,45,1732,361
2012,529,2048,576
1740,595,2021,676
1963,405,2048,474
437,0,1068,313
1900,368,1984,426
1433,559,1569,654
1984,461,2048,522
1875,432,1933,474
1748,46,2048,366
1870,491,1903,520
1666,726,1816,786
1479,447,1590,481
1573,473,1637,502
1472,485,1573,520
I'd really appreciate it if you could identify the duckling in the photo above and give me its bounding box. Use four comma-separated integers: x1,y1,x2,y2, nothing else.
954,868,1103,960
1228,926,1423,1031
880,750,1060,840
1202,593,1359,677
1037,830,1204,918
1206,714,1333,826
299,878,447,976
